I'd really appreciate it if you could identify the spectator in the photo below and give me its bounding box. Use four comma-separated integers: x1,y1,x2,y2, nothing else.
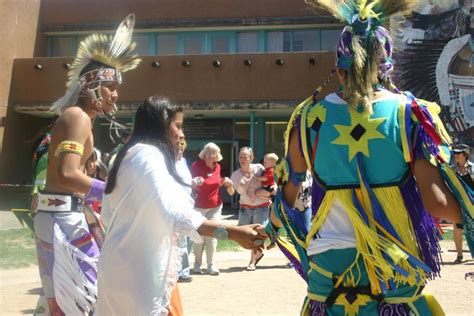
176,137,194,282
108,127,133,167
231,147,270,271
451,143,473,264
85,150,98,177
191,142,234,275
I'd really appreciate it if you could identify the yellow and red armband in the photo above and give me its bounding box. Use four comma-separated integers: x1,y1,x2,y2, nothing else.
54,141,84,157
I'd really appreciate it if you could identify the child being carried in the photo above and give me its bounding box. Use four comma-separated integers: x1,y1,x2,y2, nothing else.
254,153,278,200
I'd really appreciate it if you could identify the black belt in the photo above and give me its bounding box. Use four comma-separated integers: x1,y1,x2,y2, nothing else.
325,281,383,307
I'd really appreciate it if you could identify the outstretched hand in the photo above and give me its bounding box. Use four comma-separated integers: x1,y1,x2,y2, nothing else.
231,224,268,250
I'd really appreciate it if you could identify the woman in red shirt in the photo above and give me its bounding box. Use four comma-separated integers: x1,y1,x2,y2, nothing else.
191,142,234,275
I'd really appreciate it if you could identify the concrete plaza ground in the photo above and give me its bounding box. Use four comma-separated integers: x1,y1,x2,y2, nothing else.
0,212,472,315
0,245,473,315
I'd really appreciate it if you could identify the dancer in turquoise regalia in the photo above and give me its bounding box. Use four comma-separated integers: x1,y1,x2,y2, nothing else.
266,1,474,315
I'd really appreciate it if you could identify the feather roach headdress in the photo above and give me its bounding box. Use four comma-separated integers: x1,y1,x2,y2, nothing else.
306,0,416,112
51,14,141,115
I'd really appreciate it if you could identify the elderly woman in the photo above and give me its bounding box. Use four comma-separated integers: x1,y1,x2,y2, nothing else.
231,147,271,271
191,142,234,275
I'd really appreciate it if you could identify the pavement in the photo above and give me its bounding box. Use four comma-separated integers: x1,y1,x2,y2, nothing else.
0,208,473,315
0,210,24,231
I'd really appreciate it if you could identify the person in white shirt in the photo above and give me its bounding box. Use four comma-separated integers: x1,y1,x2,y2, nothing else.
97,97,265,315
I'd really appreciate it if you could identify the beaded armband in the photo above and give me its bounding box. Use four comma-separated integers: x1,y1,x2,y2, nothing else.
285,156,306,186
54,141,84,157
289,169,307,186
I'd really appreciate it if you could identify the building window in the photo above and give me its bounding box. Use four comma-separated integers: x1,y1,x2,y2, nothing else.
265,122,286,160
266,31,291,52
321,29,342,52
293,30,319,52
157,34,179,55
210,34,231,53
184,33,204,54
133,34,151,56
237,32,259,53
51,37,74,57
48,27,342,57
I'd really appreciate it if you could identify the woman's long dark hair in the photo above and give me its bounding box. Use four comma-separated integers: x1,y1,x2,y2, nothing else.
105,96,184,194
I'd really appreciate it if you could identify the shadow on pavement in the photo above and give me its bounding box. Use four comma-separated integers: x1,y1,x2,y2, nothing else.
27,287,43,295
219,264,291,273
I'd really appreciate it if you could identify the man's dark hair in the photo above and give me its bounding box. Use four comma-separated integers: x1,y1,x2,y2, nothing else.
79,61,112,77
105,96,184,194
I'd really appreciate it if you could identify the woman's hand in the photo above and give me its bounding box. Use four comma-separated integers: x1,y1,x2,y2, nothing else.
240,176,251,186
222,177,235,195
221,177,233,188
191,176,204,187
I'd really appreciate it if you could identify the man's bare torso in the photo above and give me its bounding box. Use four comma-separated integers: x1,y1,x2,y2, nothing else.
44,106,94,195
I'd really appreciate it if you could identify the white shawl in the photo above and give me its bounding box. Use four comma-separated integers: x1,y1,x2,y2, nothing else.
97,143,204,315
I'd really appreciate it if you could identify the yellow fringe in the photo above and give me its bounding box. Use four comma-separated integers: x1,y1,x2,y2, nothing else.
336,190,424,293
276,234,301,261
306,191,336,246
303,187,432,300
338,190,393,293
300,297,311,316
373,187,418,257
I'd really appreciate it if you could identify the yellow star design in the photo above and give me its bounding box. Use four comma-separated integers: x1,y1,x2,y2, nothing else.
307,104,327,129
332,110,386,161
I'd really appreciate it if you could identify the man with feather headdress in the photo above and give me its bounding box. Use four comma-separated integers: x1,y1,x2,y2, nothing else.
33,14,140,315
264,0,473,315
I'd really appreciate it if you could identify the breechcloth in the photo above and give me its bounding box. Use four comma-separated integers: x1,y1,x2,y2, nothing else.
305,248,441,316
34,192,100,315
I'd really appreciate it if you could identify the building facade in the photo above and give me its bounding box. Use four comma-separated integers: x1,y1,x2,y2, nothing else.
0,0,342,207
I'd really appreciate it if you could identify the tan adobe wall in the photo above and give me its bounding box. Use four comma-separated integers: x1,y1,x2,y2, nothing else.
10,52,337,105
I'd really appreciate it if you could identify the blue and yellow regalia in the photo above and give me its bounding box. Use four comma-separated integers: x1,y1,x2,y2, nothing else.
267,1,474,315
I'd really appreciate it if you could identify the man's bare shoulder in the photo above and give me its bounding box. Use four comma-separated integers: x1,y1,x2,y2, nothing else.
58,106,92,128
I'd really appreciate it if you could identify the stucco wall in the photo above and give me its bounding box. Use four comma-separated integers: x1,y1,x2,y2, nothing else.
10,52,337,105
0,0,41,183
40,0,317,28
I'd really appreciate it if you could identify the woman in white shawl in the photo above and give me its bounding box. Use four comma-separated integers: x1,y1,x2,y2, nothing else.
97,97,265,315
